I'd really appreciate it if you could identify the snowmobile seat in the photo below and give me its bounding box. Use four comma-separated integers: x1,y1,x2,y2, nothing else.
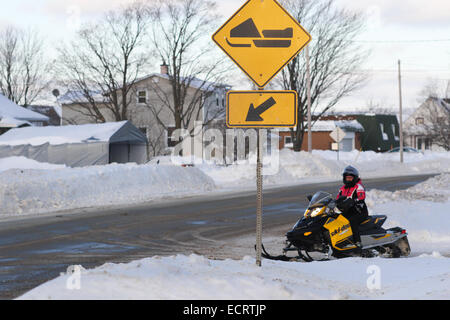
359,215,387,232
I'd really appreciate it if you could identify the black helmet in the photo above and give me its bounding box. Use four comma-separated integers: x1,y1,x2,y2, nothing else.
342,165,359,187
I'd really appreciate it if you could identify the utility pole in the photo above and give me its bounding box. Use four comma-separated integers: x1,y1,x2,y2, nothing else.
306,46,312,153
398,60,404,163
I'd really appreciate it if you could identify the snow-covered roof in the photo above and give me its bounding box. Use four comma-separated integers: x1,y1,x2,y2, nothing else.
0,121,128,146
311,120,364,132
0,116,31,128
58,90,107,105
0,93,49,122
276,120,365,132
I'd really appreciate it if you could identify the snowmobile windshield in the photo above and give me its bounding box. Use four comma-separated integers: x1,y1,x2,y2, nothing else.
308,191,333,208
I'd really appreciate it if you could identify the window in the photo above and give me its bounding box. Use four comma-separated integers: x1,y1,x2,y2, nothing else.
415,117,424,125
167,126,178,147
139,127,147,137
425,138,431,150
137,90,147,104
392,124,399,141
380,123,388,141
284,135,293,148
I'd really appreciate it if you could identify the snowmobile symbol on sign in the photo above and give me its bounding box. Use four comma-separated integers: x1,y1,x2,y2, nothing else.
226,18,293,48
212,0,311,88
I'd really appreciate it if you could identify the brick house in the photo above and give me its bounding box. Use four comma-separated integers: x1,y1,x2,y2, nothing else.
278,115,364,151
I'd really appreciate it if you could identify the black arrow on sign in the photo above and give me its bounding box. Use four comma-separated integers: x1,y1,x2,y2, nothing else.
246,97,276,121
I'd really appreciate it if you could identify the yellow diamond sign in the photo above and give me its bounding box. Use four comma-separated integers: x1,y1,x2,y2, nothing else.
227,90,298,128
212,0,311,88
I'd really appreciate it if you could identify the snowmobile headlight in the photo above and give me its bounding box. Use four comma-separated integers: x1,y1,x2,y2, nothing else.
304,209,310,217
310,207,326,217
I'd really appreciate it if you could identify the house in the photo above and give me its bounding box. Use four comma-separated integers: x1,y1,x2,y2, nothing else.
404,97,450,151
278,116,364,151
59,64,231,157
355,114,400,152
0,93,49,134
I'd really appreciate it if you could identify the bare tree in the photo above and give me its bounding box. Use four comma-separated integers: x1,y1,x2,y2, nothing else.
421,98,450,151
146,0,228,131
278,0,369,151
417,78,450,102
0,26,50,106
56,2,151,123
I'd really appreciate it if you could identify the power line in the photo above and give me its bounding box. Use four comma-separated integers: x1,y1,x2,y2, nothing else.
310,37,450,44
346,39,450,44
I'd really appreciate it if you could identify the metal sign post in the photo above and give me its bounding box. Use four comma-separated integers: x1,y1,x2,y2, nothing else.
256,127,263,267
337,129,340,161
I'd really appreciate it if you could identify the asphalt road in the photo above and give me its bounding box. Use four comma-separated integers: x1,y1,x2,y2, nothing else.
0,174,435,299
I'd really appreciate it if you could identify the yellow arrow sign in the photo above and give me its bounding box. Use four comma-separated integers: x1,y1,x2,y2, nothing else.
227,91,297,128
212,0,311,88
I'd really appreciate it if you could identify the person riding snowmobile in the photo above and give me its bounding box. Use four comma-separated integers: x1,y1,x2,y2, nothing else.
336,166,369,251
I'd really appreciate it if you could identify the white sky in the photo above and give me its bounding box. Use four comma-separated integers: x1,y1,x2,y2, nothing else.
1,0,450,113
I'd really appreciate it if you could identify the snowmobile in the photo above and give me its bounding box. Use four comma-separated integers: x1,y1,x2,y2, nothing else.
260,191,411,262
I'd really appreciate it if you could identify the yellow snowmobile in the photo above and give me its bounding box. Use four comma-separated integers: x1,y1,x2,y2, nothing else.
261,191,411,262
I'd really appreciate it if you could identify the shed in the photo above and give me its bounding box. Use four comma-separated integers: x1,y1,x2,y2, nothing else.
0,121,148,167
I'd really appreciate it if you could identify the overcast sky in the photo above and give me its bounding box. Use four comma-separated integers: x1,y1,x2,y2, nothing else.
1,0,450,113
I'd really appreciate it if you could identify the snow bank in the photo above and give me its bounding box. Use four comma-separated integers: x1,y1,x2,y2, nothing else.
199,149,450,188
367,173,450,254
0,163,215,217
17,253,450,300
316,149,450,179
0,156,66,173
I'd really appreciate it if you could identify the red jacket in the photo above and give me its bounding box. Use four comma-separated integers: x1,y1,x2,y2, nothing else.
337,179,368,216
337,179,366,201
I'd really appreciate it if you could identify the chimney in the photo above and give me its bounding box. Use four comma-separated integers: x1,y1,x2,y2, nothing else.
160,61,169,75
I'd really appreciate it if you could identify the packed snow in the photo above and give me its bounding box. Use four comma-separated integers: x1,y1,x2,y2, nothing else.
0,149,448,218
200,149,450,188
0,156,66,173
15,172,450,300
0,162,215,218
17,253,450,300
